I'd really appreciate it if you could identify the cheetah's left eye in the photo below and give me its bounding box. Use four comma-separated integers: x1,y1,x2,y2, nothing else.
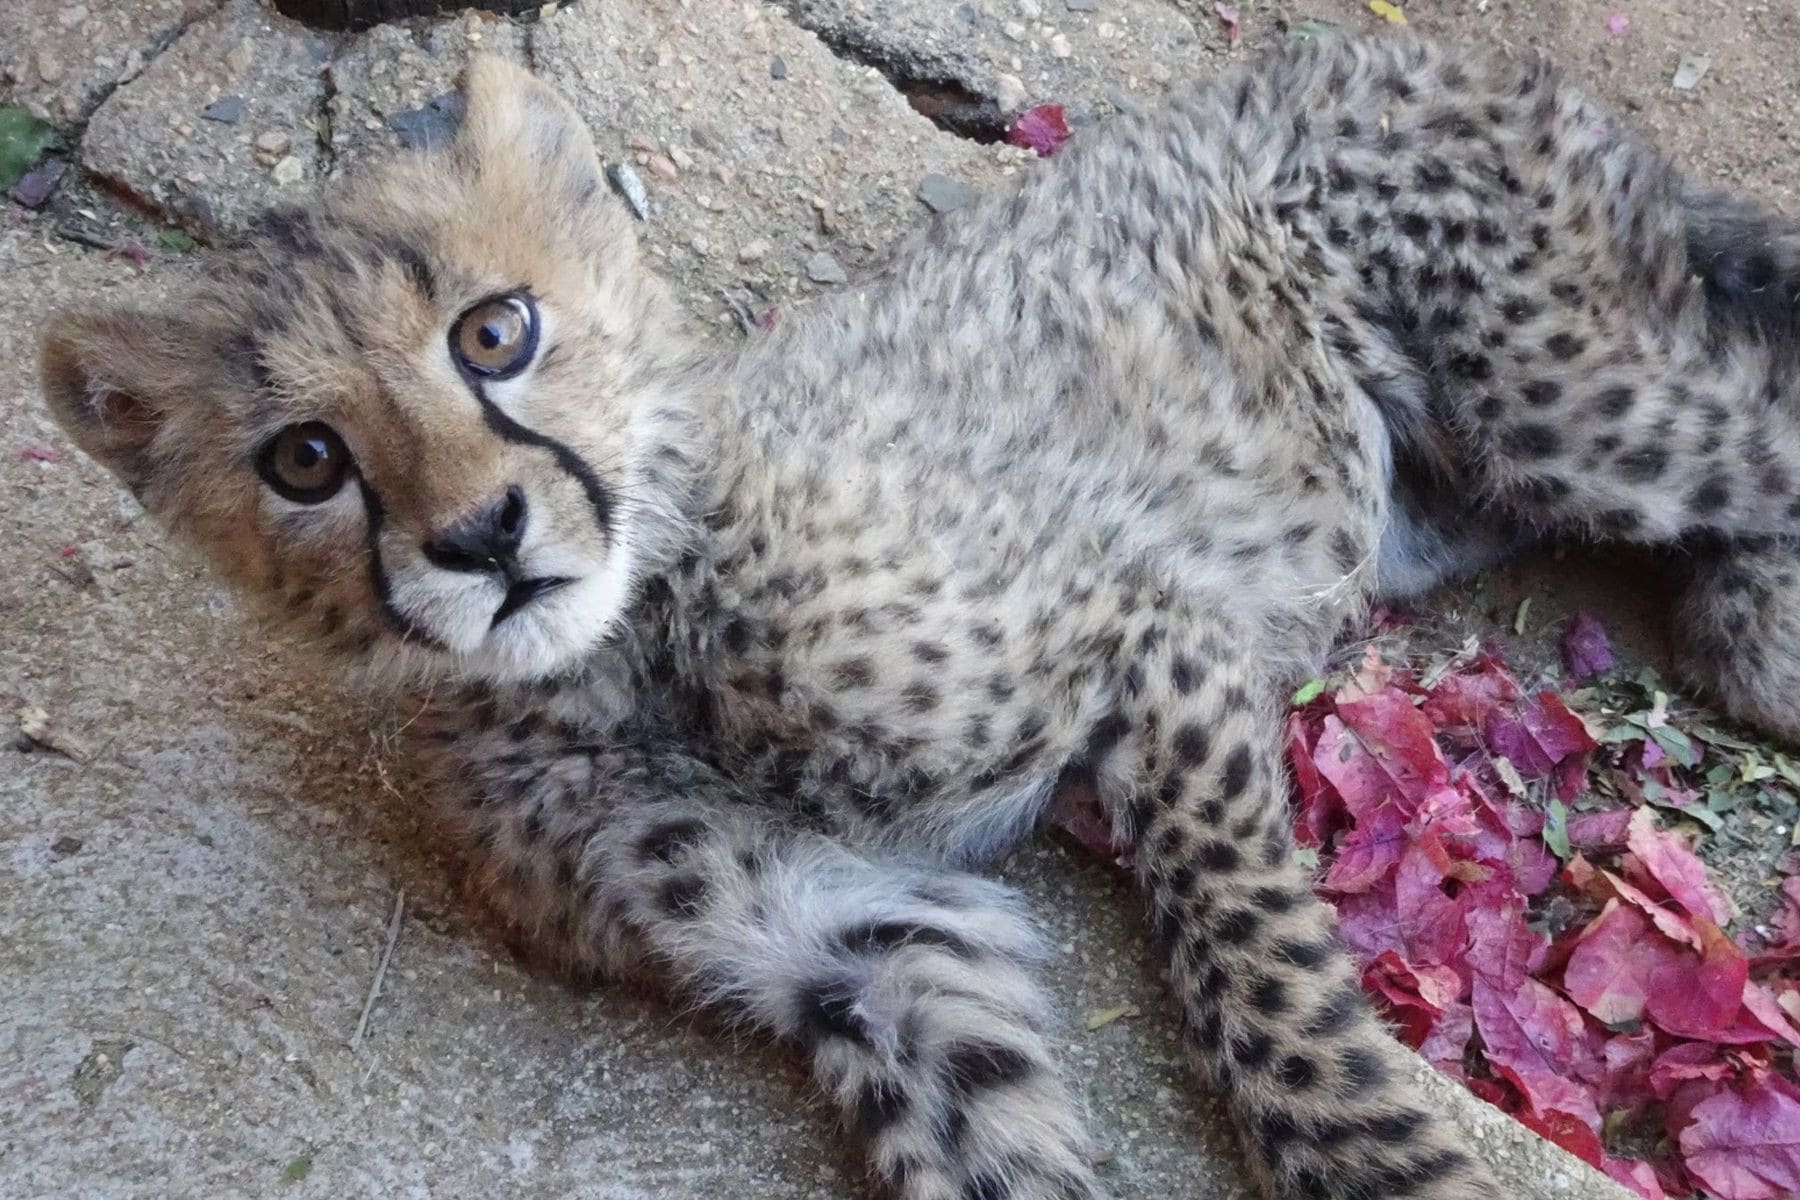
451,294,538,380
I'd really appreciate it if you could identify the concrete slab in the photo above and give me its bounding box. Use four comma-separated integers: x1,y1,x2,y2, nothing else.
0,0,221,125
532,0,1001,326
79,0,330,236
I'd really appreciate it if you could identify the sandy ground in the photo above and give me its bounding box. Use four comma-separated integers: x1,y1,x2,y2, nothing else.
4,1,1797,1197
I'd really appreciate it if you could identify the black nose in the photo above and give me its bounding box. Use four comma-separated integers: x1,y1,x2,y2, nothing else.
422,485,528,574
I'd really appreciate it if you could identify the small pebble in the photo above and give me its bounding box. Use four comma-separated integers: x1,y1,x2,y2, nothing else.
1049,33,1073,58
996,73,1028,113
386,93,461,151
917,173,978,213
738,238,771,263
1066,0,1098,9
1672,53,1711,91
254,130,292,157
769,55,788,80
1105,88,1145,118
201,96,246,125
10,157,67,209
607,162,651,221
804,251,847,285
271,155,304,186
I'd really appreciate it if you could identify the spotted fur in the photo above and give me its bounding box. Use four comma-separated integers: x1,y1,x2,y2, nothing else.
39,35,1800,1200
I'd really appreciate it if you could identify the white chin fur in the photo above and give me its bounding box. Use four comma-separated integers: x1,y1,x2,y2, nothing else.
455,564,631,681
369,532,637,686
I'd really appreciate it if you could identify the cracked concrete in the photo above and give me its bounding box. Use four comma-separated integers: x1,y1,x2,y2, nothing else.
5,0,1798,1197
80,0,331,234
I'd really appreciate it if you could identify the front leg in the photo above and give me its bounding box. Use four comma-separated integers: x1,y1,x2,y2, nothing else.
420,710,1102,1200
1087,624,1503,1200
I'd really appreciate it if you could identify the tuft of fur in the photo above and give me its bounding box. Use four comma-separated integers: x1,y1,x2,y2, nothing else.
41,37,1800,1200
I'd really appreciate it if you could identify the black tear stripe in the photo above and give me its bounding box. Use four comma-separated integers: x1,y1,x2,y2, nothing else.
468,383,615,546
357,474,445,650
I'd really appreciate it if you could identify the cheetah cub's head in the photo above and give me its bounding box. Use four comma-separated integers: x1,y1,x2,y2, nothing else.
40,57,695,684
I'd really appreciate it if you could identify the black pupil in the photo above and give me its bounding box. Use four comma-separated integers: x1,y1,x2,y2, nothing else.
293,438,324,471
479,321,504,350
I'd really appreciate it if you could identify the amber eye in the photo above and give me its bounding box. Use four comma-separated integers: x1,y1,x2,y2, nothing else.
257,422,352,505
451,294,538,379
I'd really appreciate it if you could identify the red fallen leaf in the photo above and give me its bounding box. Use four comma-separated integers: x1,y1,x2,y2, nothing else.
1564,900,1673,1025
1363,949,1462,1047
1517,1106,1605,1167
1653,1044,1735,1097
1484,691,1597,779
1005,105,1071,157
1602,868,1706,949
1603,1157,1669,1200
1466,900,1548,990
756,307,779,332
1568,807,1633,850
1679,1077,1800,1199
1213,2,1243,47
1420,652,1519,733
1284,711,1342,848
1624,807,1731,924
1329,687,1450,808
1710,982,1800,1049
1473,972,1603,1131
20,444,61,462
1417,997,1473,1073
58,545,80,558
1396,841,1483,971
1560,612,1615,679
1599,1028,1659,1112
1650,918,1750,1040
1324,814,1408,893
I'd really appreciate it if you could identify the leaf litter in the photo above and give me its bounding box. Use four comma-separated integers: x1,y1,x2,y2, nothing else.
1052,610,1800,1198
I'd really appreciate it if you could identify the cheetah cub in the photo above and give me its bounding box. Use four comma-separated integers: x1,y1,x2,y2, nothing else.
41,33,1800,1200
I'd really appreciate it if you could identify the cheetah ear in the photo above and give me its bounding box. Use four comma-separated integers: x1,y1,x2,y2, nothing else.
39,306,202,492
454,54,606,209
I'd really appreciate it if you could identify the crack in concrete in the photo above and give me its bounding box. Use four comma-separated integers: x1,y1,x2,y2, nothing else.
53,0,228,145
315,47,341,178
270,1,542,32
785,22,1008,144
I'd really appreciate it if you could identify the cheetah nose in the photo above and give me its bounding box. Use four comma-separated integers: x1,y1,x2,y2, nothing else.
422,484,528,575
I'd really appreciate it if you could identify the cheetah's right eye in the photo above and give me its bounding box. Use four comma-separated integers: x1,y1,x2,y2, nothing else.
257,422,353,504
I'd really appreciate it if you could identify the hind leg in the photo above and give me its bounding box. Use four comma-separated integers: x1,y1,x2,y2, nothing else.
1084,612,1502,1200
1463,182,1800,738
1673,538,1800,743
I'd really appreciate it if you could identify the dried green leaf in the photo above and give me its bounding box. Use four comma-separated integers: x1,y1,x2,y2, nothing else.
0,106,55,193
